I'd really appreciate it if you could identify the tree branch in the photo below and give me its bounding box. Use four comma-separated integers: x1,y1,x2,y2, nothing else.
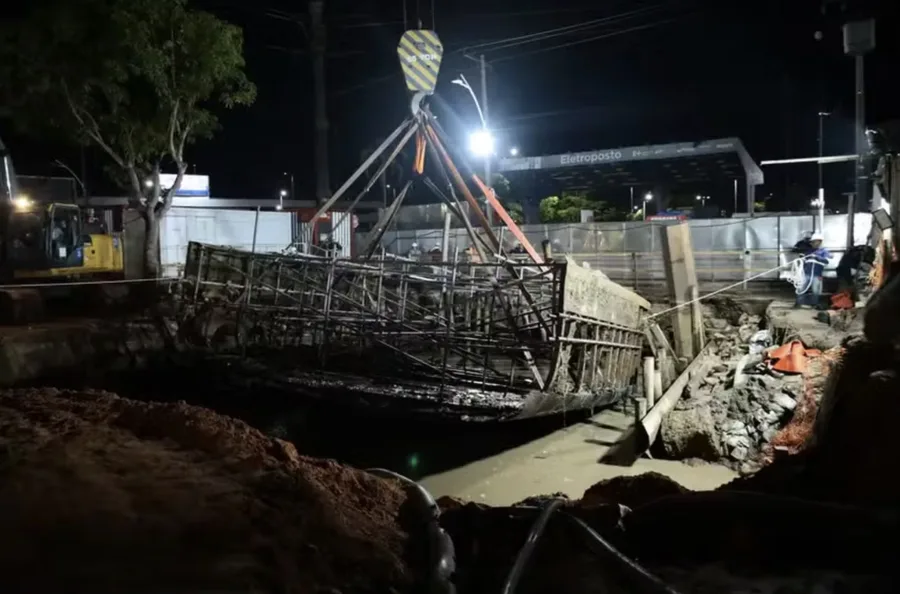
62,81,127,170
52,159,87,197
168,99,181,164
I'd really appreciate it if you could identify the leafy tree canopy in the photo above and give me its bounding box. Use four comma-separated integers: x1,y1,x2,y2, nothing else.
0,0,256,275
0,0,255,209
538,193,624,223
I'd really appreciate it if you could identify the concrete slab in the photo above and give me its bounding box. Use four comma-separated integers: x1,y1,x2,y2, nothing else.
421,408,736,506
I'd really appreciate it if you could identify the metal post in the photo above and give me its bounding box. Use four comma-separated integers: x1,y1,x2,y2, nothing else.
817,111,829,196
733,179,738,214
847,193,855,250
630,186,634,213
440,207,451,260
310,0,330,204
480,55,490,183
854,54,867,212
251,206,260,253
480,54,491,224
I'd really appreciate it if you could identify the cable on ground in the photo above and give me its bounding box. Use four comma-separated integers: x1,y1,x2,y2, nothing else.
366,468,456,594
501,498,566,594
0,276,181,290
564,513,682,594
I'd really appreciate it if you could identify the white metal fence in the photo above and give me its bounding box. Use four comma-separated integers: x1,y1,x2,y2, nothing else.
366,213,871,290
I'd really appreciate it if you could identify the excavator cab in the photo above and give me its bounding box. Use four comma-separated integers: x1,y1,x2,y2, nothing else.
4,200,85,278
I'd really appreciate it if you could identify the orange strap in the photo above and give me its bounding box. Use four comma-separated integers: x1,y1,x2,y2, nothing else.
471,174,543,265
413,132,426,175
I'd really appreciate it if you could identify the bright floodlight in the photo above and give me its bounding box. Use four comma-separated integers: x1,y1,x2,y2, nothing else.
695,195,702,201
279,189,288,197
644,192,653,202
12,195,32,211
469,129,495,157
510,147,519,157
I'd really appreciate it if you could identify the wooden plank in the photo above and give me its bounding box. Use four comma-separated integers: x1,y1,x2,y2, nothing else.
659,223,700,359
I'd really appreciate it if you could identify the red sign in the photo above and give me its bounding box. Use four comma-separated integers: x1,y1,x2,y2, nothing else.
646,215,686,221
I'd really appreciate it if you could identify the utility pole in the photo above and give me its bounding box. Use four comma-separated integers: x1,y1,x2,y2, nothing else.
843,19,875,213
817,111,829,200
480,57,490,182
310,0,330,204
479,54,491,223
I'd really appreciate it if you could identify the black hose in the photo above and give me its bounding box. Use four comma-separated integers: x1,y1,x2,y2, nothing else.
565,513,682,594
367,468,456,594
500,498,566,594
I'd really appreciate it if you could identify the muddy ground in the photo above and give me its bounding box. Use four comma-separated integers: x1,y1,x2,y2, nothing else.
3,338,899,594
20,352,591,481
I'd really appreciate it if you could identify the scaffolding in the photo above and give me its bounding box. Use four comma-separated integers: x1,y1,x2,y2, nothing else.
179,242,648,417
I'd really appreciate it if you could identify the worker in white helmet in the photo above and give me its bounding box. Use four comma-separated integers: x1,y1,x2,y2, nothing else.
794,231,831,308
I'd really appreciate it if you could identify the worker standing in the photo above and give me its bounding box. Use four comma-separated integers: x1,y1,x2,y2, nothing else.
794,232,831,308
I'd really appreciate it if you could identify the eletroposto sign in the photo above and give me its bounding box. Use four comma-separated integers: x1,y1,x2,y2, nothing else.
559,150,623,165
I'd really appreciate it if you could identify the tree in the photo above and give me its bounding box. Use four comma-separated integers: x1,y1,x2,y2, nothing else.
504,202,525,225
490,173,511,197
0,0,256,276
538,193,623,223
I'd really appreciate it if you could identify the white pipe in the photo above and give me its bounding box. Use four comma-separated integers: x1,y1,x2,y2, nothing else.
653,369,663,407
761,155,858,166
638,344,713,449
642,356,656,408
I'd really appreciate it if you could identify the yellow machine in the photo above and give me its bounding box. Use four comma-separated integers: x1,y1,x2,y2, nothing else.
7,200,124,281
2,137,124,322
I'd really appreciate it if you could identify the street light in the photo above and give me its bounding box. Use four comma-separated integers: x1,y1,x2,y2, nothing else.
509,147,519,157
643,192,653,221
277,188,287,211
451,75,485,127
283,171,295,200
696,195,709,207
469,129,495,157
453,73,493,203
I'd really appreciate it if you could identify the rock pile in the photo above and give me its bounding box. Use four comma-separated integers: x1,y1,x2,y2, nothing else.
660,299,811,472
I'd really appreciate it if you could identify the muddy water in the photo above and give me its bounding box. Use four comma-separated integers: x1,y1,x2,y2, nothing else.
20,352,736,502
22,353,597,481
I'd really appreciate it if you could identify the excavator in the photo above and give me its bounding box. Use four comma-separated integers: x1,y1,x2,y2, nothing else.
1,136,124,323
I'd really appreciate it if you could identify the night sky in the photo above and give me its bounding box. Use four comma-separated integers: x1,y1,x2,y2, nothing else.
4,0,899,212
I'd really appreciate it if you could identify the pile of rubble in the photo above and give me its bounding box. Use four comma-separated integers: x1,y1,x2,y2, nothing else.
660,298,828,472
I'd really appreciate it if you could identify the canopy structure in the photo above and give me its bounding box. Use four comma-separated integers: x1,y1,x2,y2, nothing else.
497,137,764,215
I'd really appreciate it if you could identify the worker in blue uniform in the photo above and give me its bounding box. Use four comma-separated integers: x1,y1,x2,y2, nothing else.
794,232,831,308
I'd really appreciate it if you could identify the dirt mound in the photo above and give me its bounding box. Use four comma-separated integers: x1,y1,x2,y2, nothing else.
580,472,688,509
0,388,418,593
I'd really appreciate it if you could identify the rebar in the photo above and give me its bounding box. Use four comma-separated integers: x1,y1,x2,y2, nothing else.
178,242,647,415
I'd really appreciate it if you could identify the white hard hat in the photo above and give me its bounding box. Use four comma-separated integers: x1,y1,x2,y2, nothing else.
810,232,824,242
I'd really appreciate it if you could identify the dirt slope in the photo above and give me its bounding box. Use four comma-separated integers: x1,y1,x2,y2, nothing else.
0,388,417,594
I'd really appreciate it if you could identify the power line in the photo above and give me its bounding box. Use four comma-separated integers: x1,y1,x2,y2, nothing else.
458,3,668,54
489,14,690,64
331,8,682,96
